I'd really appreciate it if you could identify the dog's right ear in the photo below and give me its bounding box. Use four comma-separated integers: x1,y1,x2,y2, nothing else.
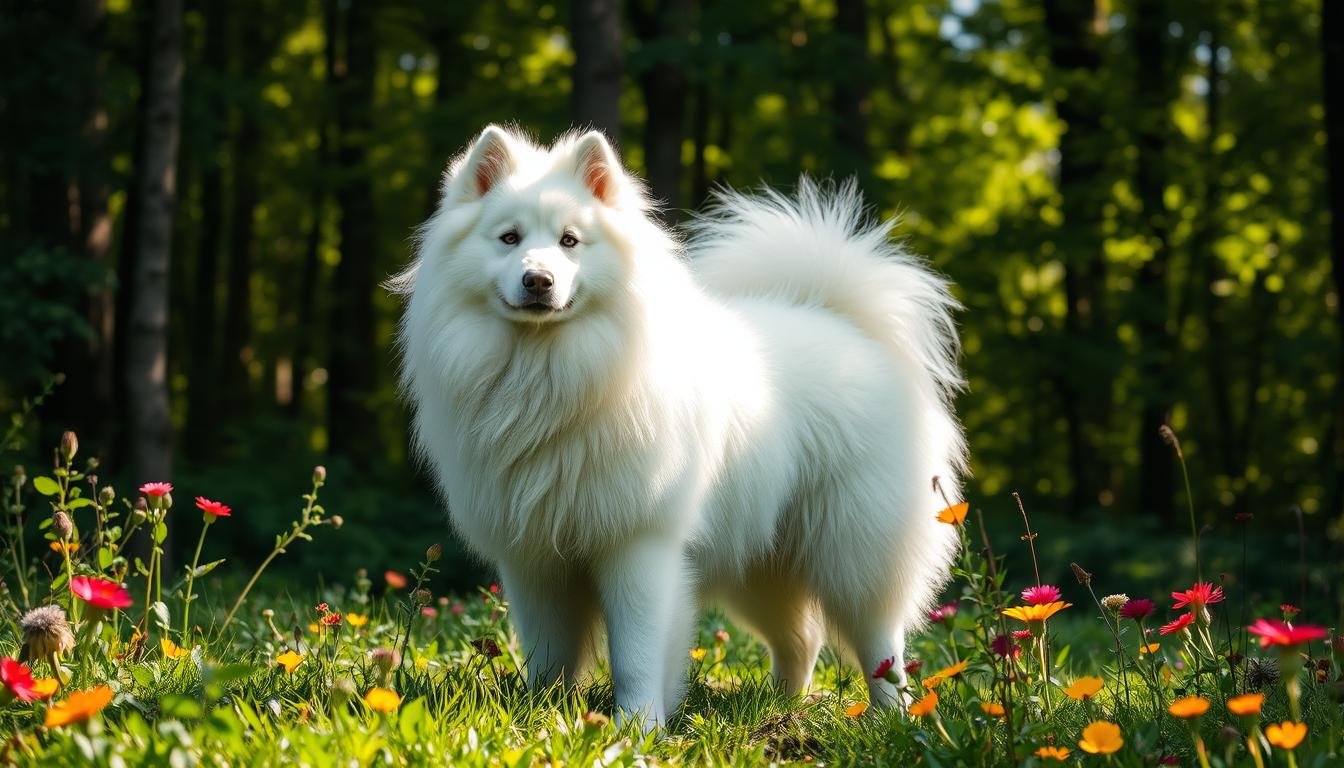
453,125,515,202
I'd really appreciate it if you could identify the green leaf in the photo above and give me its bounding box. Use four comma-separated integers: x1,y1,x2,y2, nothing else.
190,558,225,578
153,520,167,544
66,497,94,509
33,476,60,496
97,547,114,570
160,694,204,720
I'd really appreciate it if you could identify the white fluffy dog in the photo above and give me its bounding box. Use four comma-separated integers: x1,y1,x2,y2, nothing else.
393,125,965,729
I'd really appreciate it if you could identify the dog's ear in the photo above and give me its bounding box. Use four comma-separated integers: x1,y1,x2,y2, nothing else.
455,125,516,201
571,130,623,205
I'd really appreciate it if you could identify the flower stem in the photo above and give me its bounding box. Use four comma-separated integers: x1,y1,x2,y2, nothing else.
180,521,210,640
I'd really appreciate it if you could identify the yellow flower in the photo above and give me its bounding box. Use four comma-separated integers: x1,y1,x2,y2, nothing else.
44,685,114,728
1168,695,1210,719
30,678,59,700
308,623,321,634
414,656,429,670
1227,692,1264,717
1002,601,1071,624
49,541,80,554
276,649,304,674
908,690,938,717
1062,676,1104,701
1035,746,1071,761
979,701,1005,718
364,687,401,713
689,647,707,662
932,659,968,679
1078,721,1124,755
844,701,868,718
1139,642,1161,654
346,613,369,628
936,502,969,525
160,637,190,660
1265,721,1307,750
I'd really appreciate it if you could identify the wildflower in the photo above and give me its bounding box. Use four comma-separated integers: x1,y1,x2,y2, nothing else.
583,711,609,728
1168,696,1210,719
908,690,937,717
314,602,330,613
312,466,327,483
1139,642,1161,655
1012,629,1032,641
364,687,401,713
979,701,1005,718
844,701,868,718
714,629,730,644
20,605,75,662
935,501,968,525
44,686,114,727
421,606,438,617
160,637,190,660
1227,693,1264,717
990,633,1021,659
70,576,133,610
690,647,707,662
59,431,79,461
384,571,408,589
489,583,501,594
320,613,342,627
413,589,432,606
1159,613,1196,636
1002,601,1070,636
903,660,922,676
371,648,401,674
1100,594,1129,613
1062,676,1103,701
276,649,304,674
1280,604,1300,620
194,497,232,521
1247,618,1328,649
1171,582,1224,614
346,613,369,628
139,482,172,498
29,678,58,700
1021,585,1062,605
0,658,39,702
873,657,895,679
928,602,958,623
1123,597,1155,621
48,541,80,554
425,543,442,562
931,659,968,679
1078,721,1124,755
1035,746,1070,761
1264,721,1307,750
52,511,73,541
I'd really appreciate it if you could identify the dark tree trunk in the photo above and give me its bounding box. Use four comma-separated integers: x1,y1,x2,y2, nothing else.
1042,0,1113,513
1130,0,1176,523
1322,0,1344,524
831,0,870,176
570,0,623,141
631,0,690,218
326,0,382,461
690,78,710,208
123,0,183,489
221,109,260,427
424,8,474,215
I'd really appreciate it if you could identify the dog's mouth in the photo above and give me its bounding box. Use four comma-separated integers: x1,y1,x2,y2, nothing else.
497,292,577,318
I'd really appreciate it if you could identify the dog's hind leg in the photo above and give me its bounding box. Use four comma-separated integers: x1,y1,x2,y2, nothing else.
719,566,824,696
820,590,911,709
499,560,600,690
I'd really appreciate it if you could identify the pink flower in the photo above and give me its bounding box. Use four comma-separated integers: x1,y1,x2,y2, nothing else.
1279,604,1300,620
421,607,438,617
138,482,173,497
991,633,1022,659
70,576,133,610
0,658,39,702
1120,598,1156,620
928,602,958,623
1012,630,1032,641
1021,585,1062,605
194,497,232,519
1171,583,1224,613
873,657,895,679
1159,613,1196,636
450,601,465,615
1247,619,1328,649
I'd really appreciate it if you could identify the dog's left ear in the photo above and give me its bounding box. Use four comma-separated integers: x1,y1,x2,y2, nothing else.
571,131,623,205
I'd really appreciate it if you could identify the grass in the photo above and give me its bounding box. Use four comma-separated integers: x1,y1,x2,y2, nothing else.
0,430,1341,766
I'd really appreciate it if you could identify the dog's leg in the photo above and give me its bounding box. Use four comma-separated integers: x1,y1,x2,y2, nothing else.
720,568,824,696
499,561,599,690
594,536,689,732
826,600,910,709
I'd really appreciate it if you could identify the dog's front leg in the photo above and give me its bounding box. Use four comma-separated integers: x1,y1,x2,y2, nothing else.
594,535,689,732
500,560,599,690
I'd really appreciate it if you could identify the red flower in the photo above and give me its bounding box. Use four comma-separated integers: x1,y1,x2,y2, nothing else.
1279,604,1300,620
1120,598,1156,620
1159,612,1196,636
0,658,39,702
1247,619,1328,648
320,612,342,627
873,657,895,679
384,571,408,589
70,576,133,609
314,602,330,613
1171,582,1224,613
1021,585,1062,605
421,606,438,617
138,482,172,497
904,660,923,675
489,583,501,594
194,497,232,518
991,633,1022,659
1012,630,1032,641
928,602,958,623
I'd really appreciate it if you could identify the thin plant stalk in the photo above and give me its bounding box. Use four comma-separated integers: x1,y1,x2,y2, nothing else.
180,519,212,640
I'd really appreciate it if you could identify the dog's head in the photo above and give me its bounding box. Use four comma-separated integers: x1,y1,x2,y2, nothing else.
414,125,652,325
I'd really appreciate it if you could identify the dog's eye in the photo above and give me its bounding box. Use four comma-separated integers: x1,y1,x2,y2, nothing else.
499,231,520,245
559,232,579,248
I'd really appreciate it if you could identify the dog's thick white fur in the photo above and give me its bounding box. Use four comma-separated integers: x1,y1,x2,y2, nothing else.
393,125,965,729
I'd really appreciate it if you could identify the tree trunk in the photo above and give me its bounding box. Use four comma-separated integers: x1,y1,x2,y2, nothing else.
631,0,690,219
326,0,381,461
570,0,623,141
124,0,182,488
221,108,260,427
1322,0,1344,524
1129,0,1176,523
831,0,870,176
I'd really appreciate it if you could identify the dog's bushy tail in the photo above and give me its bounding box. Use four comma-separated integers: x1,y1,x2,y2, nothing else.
688,177,965,436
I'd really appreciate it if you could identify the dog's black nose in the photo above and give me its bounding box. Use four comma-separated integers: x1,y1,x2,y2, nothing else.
522,270,554,295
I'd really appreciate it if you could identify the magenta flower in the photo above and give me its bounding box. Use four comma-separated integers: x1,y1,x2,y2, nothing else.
138,482,173,497
928,602,958,623
1021,584,1062,605
872,657,895,679
1120,598,1156,620
991,633,1022,659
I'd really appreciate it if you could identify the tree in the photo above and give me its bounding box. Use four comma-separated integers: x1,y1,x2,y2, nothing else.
630,0,691,217
123,0,183,487
1323,0,1344,523
571,0,624,140
831,0,870,176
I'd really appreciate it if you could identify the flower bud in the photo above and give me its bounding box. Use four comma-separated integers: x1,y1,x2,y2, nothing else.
52,511,73,541
133,497,149,519
262,609,275,619
59,431,79,462
329,515,344,529
413,588,432,607
330,677,356,709
425,543,442,563
312,466,327,484
99,486,115,506
13,466,25,486
86,474,98,487
86,457,99,470
1070,562,1092,585
162,492,173,509
371,647,401,678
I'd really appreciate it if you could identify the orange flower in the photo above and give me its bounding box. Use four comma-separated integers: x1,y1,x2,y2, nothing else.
922,674,944,690
364,687,401,713
1062,676,1103,701
44,685,114,727
29,678,58,700
49,541,80,554
1139,642,1161,655
908,690,938,717
1078,721,1123,755
844,701,868,718
1227,693,1264,717
1035,746,1071,761
1168,696,1210,719
932,659,968,679
979,701,1005,718
936,502,969,525
1265,721,1307,750
160,637,190,660
1002,601,1071,636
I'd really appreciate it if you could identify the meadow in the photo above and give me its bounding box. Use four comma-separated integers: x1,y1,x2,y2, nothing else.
0,421,1338,767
